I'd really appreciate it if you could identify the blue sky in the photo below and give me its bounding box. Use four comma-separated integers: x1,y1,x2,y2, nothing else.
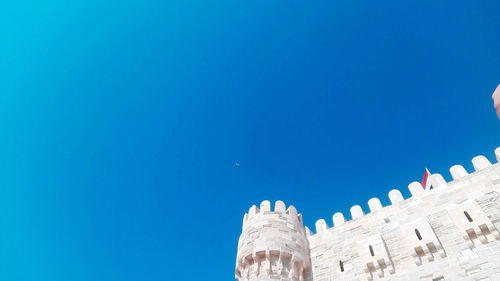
1,0,499,280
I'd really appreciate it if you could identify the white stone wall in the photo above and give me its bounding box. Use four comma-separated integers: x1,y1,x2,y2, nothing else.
236,200,312,281
236,147,500,281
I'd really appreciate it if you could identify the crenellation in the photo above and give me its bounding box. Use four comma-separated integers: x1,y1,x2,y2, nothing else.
275,200,286,213
332,212,346,227
287,205,298,217
351,205,365,219
450,164,469,180
408,181,425,196
249,205,258,216
235,147,500,281
260,200,271,212
388,189,404,204
368,198,383,212
472,156,492,171
315,219,328,234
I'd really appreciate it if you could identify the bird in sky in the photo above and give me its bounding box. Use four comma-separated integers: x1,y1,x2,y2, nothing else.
235,162,240,167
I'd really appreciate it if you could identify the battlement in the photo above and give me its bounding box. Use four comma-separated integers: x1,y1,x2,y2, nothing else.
235,146,500,281
310,148,500,236
242,200,303,231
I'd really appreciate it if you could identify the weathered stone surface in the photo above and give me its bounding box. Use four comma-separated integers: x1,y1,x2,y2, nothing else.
236,147,500,281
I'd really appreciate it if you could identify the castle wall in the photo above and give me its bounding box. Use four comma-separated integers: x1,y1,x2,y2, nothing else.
236,148,500,281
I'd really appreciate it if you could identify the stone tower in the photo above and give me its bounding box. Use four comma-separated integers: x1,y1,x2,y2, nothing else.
235,200,312,281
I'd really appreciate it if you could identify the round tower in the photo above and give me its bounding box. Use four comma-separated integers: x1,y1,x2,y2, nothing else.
235,200,311,281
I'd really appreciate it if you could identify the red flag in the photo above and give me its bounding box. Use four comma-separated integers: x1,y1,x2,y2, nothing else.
421,168,432,190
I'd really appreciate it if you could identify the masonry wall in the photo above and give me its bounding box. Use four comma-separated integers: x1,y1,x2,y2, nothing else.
235,201,312,281
236,148,500,281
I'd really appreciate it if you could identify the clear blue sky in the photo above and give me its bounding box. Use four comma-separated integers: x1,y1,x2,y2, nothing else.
1,1,499,280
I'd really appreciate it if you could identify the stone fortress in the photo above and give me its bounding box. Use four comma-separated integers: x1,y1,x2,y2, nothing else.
235,147,500,281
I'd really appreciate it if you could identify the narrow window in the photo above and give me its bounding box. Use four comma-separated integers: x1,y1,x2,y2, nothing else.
369,245,374,257
339,261,344,272
464,211,473,222
415,229,422,240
